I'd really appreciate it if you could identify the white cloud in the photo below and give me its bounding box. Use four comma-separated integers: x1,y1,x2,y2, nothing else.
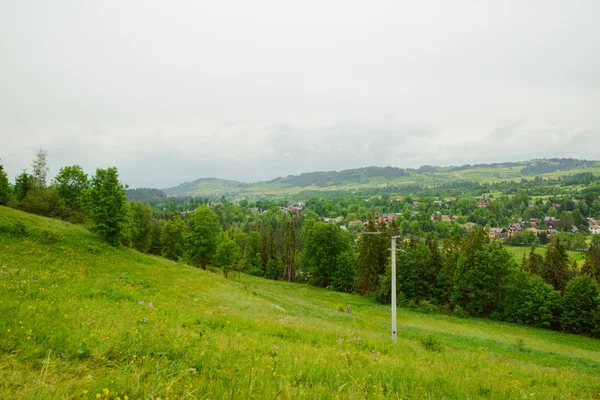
1,1,599,187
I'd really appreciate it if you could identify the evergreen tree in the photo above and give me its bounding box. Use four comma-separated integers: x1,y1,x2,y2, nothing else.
0,164,12,205
14,170,34,202
283,216,296,282
542,236,571,291
355,214,388,295
88,167,127,245
524,244,544,276
582,241,600,283
148,218,165,255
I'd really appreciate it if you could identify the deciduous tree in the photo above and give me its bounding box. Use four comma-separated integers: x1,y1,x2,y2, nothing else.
88,167,127,245
186,205,221,269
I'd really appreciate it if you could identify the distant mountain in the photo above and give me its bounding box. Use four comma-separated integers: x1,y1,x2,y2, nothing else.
163,159,600,199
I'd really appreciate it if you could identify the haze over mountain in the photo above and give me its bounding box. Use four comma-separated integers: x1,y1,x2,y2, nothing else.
1,1,599,187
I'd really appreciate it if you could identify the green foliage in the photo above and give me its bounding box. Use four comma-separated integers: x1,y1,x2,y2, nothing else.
419,335,444,352
542,236,572,291
88,167,128,245
6,206,600,398
523,244,544,276
160,215,187,261
186,205,221,268
14,170,34,202
331,251,356,293
126,201,153,253
303,222,350,287
0,164,12,205
504,274,561,328
452,241,518,317
355,215,388,295
213,232,240,270
582,242,600,283
376,239,438,304
53,164,89,211
507,230,536,246
265,257,284,280
148,218,165,255
19,187,82,222
560,276,600,336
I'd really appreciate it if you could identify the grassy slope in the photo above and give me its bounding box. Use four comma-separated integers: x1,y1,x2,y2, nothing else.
2,207,600,399
164,162,600,199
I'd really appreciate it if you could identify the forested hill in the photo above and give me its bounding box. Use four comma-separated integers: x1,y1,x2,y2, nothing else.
163,158,600,199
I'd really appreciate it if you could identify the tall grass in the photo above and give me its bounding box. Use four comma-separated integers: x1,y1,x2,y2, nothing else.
2,206,600,399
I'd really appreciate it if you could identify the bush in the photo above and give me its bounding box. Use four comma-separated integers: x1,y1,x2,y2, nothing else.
420,335,443,352
453,305,469,318
20,188,69,219
266,258,283,280
39,229,61,244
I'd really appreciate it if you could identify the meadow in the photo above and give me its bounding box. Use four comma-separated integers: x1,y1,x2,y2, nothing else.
504,243,587,267
164,161,600,199
2,206,600,399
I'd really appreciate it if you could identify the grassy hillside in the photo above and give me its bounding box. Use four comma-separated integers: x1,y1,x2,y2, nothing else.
163,159,600,199
2,207,600,399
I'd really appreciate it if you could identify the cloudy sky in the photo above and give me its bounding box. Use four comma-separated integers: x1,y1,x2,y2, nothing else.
1,1,599,187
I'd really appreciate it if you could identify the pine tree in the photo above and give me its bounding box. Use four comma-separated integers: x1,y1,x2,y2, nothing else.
0,164,12,205
542,236,571,291
283,216,296,282
14,170,34,202
524,244,544,276
356,214,389,295
582,241,600,283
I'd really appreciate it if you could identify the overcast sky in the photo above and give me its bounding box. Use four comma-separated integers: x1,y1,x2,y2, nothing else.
1,1,599,188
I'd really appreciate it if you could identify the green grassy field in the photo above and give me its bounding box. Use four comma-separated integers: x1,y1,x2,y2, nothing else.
504,244,587,267
2,206,600,399
163,161,600,199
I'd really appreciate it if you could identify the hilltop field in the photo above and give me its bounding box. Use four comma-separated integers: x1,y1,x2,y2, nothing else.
163,159,600,199
2,206,600,399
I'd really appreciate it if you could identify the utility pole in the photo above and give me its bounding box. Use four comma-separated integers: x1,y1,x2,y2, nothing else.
361,231,405,342
391,236,397,341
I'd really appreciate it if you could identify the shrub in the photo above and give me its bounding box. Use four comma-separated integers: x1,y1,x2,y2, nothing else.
453,305,469,318
420,335,443,352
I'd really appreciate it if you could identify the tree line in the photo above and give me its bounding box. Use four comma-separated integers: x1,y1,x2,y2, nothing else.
2,151,600,338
